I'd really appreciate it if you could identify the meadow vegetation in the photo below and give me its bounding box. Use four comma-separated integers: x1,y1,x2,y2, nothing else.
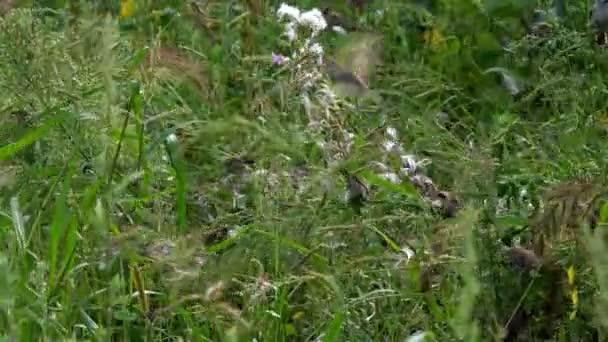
2,0,608,341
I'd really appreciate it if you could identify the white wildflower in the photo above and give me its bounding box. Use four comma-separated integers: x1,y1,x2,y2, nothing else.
400,154,418,174
277,5,327,40
166,133,178,144
382,172,401,184
386,126,398,140
370,161,389,172
308,42,323,54
302,72,319,89
277,3,300,21
298,8,327,35
284,22,298,41
401,245,416,260
307,41,324,64
332,25,347,35
410,174,433,188
430,199,443,208
227,227,240,237
252,169,269,177
382,140,396,152
394,244,416,268
266,310,282,319
518,188,528,199
404,331,430,342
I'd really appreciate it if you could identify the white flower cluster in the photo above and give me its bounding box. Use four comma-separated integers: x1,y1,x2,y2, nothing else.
370,126,458,215
275,3,327,93
370,126,430,187
277,3,327,41
316,129,356,169
275,3,349,154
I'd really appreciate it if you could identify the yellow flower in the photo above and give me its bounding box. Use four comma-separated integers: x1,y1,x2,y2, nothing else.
422,27,446,51
120,0,136,18
567,264,578,320
291,311,305,321
567,264,575,285
571,288,578,306
569,288,578,320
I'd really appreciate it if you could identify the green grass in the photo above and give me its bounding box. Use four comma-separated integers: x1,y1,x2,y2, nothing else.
1,0,608,341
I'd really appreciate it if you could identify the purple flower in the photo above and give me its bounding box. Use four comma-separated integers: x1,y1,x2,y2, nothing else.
161,245,170,256
272,52,287,65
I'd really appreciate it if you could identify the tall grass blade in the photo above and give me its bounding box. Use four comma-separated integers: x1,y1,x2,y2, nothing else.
47,161,76,292
9,197,25,251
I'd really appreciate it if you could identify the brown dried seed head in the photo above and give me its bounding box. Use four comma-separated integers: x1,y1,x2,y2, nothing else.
0,0,15,16
505,247,542,270
205,280,226,302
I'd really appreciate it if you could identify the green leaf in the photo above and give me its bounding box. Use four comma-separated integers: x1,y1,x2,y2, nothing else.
48,179,71,289
600,200,608,223
367,224,401,252
113,308,138,322
495,214,528,227
322,310,345,342
56,216,78,282
127,47,150,75
475,31,501,53
285,323,297,337
47,160,77,291
0,119,58,160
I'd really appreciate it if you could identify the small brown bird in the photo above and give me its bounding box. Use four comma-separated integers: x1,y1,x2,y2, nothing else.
323,32,382,99
324,58,369,98
342,170,368,214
